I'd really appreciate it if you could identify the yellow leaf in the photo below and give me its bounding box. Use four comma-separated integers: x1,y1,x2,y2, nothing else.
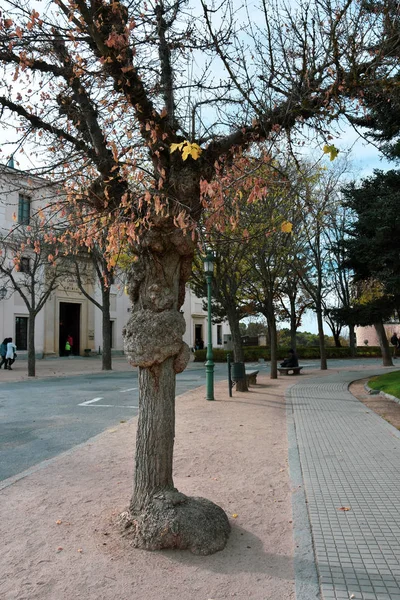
323,144,339,161
338,506,351,511
170,142,184,154
181,145,191,161
186,142,202,160
232,513,238,518
281,221,293,233
170,140,202,160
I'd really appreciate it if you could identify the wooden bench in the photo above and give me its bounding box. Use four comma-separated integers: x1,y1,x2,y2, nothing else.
245,370,259,385
278,366,303,376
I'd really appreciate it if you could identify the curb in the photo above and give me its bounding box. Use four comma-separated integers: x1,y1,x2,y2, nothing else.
364,382,400,405
286,383,321,600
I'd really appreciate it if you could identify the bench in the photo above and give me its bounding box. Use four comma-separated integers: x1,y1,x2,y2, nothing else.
278,366,303,375
245,370,259,385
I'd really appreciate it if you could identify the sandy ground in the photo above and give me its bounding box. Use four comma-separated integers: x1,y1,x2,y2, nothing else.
0,371,297,600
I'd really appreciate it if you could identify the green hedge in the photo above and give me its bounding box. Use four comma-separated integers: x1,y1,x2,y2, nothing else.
194,345,383,362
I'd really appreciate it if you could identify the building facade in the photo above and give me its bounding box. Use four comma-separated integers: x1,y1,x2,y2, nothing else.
0,164,230,357
355,323,399,347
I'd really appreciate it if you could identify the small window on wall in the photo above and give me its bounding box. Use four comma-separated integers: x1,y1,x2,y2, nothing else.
15,316,28,350
20,257,30,273
18,194,31,225
217,325,222,345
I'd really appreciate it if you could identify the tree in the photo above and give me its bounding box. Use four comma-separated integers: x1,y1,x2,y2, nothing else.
242,178,295,379
276,273,313,351
0,0,395,554
292,161,351,369
0,216,68,376
190,238,253,393
323,203,355,352
342,170,400,366
69,243,119,371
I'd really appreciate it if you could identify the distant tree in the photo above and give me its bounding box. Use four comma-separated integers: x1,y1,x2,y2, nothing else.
245,320,268,338
0,217,67,376
342,170,400,366
190,233,254,392
323,203,355,351
68,243,121,371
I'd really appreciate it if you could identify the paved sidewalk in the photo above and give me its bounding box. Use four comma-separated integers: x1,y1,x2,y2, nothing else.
289,369,400,600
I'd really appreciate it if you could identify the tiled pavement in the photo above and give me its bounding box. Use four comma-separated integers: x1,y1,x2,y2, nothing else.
288,370,400,600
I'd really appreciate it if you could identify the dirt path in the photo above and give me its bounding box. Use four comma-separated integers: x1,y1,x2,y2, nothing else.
0,375,296,600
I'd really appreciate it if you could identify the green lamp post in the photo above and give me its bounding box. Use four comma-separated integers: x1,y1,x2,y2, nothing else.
203,251,215,401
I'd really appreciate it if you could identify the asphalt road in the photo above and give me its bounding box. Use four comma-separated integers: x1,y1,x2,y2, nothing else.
0,362,233,482
0,357,389,482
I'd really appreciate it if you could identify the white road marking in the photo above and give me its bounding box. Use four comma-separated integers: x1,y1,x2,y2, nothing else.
83,404,138,409
119,387,138,393
79,397,103,406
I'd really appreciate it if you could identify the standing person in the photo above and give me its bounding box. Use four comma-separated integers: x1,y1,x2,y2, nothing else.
0,337,9,369
67,333,73,356
391,332,399,358
5,337,17,370
280,348,299,368
65,338,71,357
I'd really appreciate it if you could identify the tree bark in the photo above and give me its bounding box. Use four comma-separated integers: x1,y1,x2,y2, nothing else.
374,320,393,367
349,324,357,358
264,300,278,379
121,228,230,554
333,331,342,347
27,313,36,377
226,306,248,392
101,287,112,371
290,297,297,351
316,307,327,370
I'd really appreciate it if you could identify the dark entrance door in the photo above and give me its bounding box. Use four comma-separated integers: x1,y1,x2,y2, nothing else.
194,324,203,349
59,302,81,356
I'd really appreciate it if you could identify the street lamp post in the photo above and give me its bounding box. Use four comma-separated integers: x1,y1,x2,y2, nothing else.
203,251,215,401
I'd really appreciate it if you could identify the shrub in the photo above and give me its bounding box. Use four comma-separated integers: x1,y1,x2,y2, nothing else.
193,345,382,362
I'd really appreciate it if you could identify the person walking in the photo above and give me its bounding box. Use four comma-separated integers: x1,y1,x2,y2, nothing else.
5,337,17,370
0,337,8,369
391,332,399,358
67,333,73,356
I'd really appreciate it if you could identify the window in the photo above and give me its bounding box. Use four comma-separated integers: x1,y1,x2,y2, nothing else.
18,194,31,224
15,316,28,350
217,324,222,345
20,257,30,273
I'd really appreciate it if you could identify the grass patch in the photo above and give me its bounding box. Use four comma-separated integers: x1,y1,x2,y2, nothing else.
368,370,400,400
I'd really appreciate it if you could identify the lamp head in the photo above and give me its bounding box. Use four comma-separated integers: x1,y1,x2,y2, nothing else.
202,250,215,276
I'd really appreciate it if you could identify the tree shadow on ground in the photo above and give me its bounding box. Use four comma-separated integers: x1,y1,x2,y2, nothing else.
161,523,310,582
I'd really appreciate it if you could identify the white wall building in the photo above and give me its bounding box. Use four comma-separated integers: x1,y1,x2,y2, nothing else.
355,323,399,347
0,163,230,357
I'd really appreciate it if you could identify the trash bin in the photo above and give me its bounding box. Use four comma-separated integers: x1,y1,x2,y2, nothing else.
231,361,245,381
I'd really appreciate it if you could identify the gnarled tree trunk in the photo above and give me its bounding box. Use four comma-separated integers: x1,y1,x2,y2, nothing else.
121,226,230,555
